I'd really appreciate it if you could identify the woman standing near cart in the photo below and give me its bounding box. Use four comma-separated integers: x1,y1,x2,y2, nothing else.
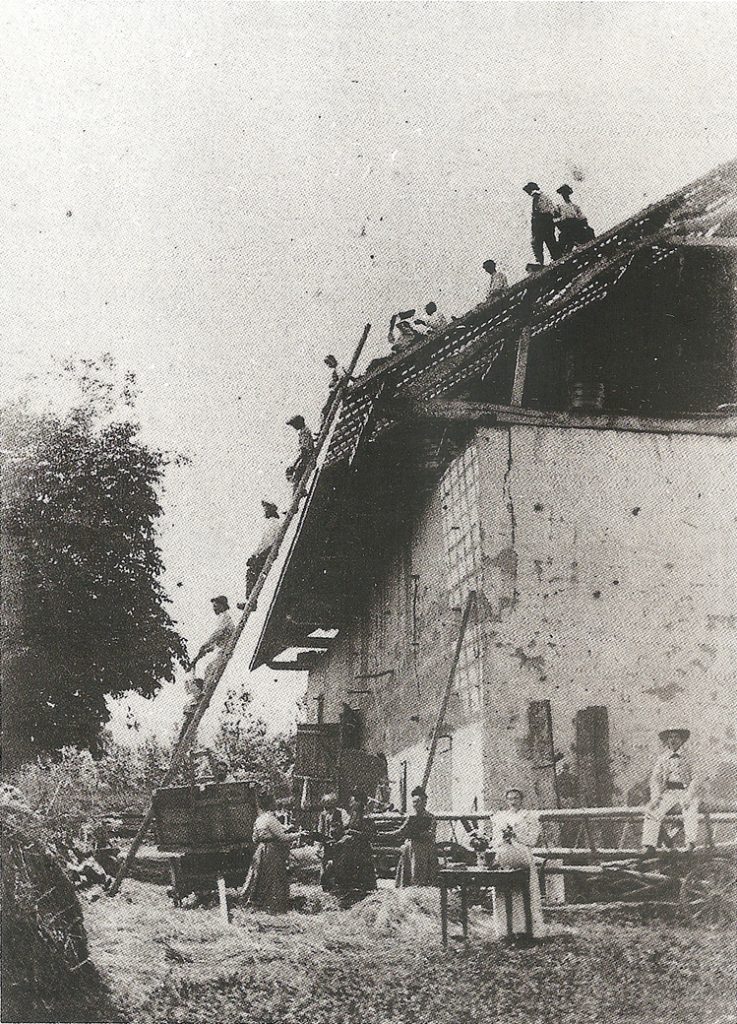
332,789,378,906
241,790,292,913
488,787,545,941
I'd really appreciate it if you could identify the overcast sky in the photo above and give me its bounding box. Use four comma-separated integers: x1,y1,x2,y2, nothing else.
3,1,736,743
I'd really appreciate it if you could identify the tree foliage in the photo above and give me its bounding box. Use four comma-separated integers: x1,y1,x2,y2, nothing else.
1,357,187,766
212,685,295,798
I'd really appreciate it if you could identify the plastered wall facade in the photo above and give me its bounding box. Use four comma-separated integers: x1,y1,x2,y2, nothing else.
306,424,737,810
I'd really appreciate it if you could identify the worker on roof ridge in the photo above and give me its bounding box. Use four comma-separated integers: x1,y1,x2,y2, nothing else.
555,184,595,254
476,258,509,312
285,415,315,492
523,181,561,266
413,301,448,337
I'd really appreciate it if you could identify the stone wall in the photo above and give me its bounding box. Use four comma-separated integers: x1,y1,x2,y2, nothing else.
306,424,737,809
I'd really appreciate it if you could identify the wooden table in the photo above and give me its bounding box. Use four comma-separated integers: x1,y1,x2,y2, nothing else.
439,867,533,945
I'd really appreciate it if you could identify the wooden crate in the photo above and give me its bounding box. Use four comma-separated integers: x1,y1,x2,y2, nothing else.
152,781,258,852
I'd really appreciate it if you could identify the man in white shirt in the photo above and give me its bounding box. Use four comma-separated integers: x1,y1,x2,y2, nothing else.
243,501,281,601
477,259,509,311
555,184,595,254
641,727,702,853
413,302,448,337
190,595,236,689
523,181,561,265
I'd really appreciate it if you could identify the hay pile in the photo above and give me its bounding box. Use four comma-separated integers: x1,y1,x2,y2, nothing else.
0,805,117,1022
344,886,497,939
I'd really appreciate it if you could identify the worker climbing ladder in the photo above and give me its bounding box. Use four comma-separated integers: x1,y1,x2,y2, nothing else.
108,323,371,896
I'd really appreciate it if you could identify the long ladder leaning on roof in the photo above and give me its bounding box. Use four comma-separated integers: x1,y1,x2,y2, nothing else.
108,323,372,897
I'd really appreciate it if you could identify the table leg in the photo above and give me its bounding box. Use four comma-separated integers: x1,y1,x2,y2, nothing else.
504,891,514,940
522,882,533,939
440,881,448,947
461,882,469,941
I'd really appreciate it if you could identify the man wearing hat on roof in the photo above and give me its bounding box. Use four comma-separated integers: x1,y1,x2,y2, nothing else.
523,182,561,266
241,500,281,606
641,727,702,853
555,184,595,254
285,415,315,492
189,595,236,691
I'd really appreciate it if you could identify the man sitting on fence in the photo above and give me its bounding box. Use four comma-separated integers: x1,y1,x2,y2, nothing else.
641,726,702,854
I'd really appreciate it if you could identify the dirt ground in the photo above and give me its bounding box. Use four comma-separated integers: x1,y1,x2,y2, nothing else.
83,880,736,1024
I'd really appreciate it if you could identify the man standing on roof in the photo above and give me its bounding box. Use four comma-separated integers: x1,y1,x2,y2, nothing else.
189,595,236,692
555,184,595,254
285,415,315,491
523,182,561,266
240,501,281,608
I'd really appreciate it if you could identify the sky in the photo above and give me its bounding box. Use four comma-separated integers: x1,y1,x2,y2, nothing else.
2,1,736,744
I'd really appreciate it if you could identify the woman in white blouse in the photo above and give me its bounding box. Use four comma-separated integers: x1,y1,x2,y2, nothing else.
241,790,292,912
488,787,545,941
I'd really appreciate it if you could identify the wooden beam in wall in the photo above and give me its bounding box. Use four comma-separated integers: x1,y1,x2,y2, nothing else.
377,397,737,437
511,327,531,406
378,397,499,425
575,706,614,808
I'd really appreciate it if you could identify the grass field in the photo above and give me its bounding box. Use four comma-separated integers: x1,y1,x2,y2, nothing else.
81,880,737,1024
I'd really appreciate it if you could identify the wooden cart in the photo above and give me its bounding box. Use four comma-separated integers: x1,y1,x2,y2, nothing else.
152,780,258,921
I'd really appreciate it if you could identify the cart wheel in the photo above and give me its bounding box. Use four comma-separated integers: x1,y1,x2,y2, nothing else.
679,858,737,927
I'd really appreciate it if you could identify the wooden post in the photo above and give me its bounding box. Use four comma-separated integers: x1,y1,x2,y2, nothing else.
217,875,230,925
575,706,613,807
527,700,560,808
511,328,531,406
421,591,477,792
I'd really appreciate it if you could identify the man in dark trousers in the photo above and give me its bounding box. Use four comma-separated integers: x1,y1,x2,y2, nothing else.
523,182,561,266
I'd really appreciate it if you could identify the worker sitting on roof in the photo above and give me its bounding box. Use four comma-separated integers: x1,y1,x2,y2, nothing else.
523,181,561,266
238,500,281,611
555,184,595,254
413,302,448,337
388,309,420,353
320,354,351,426
475,259,509,312
189,595,236,692
285,415,316,492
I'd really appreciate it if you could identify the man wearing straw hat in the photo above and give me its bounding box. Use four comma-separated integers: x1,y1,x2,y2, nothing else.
641,726,702,853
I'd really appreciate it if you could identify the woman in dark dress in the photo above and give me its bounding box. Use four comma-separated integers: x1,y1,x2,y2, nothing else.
389,785,439,887
241,790,292,912
332,789,377,907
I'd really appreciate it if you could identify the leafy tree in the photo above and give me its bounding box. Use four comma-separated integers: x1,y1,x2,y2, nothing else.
1,357,187,767
212,685,295,798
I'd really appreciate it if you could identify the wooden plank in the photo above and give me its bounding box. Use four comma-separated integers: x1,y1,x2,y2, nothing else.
379,397,498,425
576,706,614,808
527,700,560,809
511,328,531,405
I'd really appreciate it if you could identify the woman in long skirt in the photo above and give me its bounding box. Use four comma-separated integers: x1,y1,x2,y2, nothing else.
241,790,291,912
488,787,545,941
389,785,439,887
332,790,377,906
